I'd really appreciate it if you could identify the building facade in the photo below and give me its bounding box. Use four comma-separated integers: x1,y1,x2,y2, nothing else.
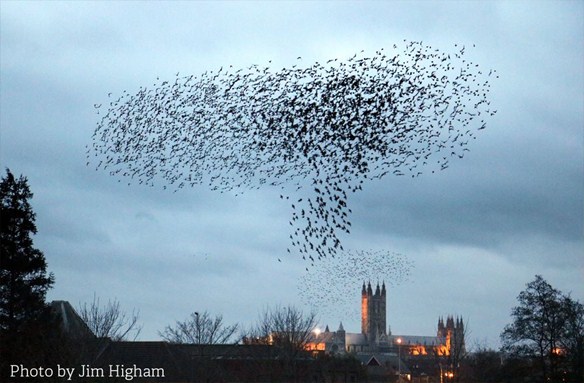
361,281,387,345
307,282,466,379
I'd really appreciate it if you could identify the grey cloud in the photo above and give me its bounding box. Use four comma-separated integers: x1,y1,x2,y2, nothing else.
2,1,582,346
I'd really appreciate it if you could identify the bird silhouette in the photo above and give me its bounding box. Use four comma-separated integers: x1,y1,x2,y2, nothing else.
89,40,496,263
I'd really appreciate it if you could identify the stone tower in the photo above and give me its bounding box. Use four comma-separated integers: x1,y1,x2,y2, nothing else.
336,322,346,353
361,281,387,343
437,315,465,356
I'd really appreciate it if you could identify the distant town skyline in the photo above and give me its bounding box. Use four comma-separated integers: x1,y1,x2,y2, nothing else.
1,1,582,348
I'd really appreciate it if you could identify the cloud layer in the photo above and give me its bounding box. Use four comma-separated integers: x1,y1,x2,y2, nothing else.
1,1,582,347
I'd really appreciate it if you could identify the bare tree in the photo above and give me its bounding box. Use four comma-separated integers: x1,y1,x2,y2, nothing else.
464,341,503,383
245,305,317,359
240,305,318,381
501,275,584,382
432,316,469,382
559,294,584,382
78,294,142,341
449,318,468,382
159,310,238,344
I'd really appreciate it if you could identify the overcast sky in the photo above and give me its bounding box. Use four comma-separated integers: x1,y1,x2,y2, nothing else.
1,1,582,348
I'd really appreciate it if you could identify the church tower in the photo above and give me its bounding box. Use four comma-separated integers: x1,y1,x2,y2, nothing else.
361,281,387,343
437,315,465,356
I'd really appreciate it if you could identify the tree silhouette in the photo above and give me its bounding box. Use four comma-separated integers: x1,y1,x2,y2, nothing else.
245,305,317,359
0,169,54,333
78,294,142,341
90,41,497,261
501,275,584,382
0,169,55,373
243,305,318,380
160,310,238,344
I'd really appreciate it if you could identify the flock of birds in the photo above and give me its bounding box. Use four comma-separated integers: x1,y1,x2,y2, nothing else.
298,249,414,321
90,40,496,263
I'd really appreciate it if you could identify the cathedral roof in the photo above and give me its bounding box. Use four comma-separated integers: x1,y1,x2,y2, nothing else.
345,332,368,345
311,331,334,343
389,335,442,346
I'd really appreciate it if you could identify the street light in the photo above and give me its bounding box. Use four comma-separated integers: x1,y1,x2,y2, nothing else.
194,312,201,382
194,312,200,345
311,328,322,352
396,337,402,381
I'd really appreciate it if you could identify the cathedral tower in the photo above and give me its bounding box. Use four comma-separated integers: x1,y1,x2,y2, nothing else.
361,281,387,343
437,315,465,356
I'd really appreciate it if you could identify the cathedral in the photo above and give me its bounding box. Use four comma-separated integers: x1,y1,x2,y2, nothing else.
307,282,465,378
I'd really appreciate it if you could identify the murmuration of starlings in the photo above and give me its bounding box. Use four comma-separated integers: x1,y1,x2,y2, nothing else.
89,40,497,264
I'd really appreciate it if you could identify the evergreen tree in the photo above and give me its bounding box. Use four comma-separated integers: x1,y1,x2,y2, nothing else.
0,169,53,333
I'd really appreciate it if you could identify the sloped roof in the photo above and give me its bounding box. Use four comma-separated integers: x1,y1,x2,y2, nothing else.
50,300,95,339
92,341,315,381
355,353,411,373
358,354,381,366
93,341,189,380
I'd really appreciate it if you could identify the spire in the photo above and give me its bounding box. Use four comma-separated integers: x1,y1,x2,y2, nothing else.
375,282,380,296
338,322,345,332
381,281,386,295
367,281,373,295
362,282,367,295
325,325,330,332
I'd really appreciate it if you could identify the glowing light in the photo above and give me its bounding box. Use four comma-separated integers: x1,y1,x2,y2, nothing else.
314,328,321,337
